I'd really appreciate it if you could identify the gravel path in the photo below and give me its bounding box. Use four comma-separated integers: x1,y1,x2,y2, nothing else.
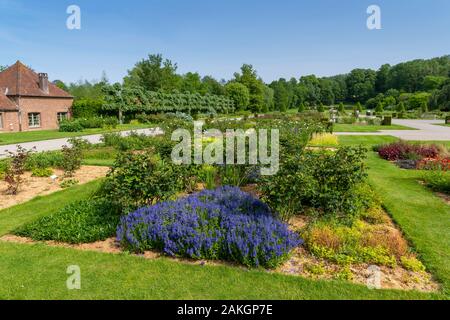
336,119,450,141
0,128,163,159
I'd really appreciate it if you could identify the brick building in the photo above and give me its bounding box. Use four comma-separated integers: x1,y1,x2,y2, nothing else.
0,61,73,132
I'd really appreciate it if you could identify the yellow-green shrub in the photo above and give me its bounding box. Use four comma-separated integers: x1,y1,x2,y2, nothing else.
309,133,339,147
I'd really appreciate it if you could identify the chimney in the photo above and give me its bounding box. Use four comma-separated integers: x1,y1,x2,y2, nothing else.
38,73,49,94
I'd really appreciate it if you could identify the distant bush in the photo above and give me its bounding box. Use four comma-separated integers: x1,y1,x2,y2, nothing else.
59,117,119,132
117,186,301,268
309,133,339,147
59,119,83,132
15,199,120,244
378,141,440,161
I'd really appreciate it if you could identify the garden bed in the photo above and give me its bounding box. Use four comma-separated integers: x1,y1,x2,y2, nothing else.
0,166,109,210
0,210,439,293
278,215,439,292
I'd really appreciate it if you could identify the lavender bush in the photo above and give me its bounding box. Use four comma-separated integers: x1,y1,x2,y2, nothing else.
117,186,302,268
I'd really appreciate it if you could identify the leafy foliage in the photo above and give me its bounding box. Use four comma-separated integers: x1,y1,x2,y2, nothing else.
61,145,82,177
260,147,368,222
15,199,120,244
101,150,186,213
4,146,34,195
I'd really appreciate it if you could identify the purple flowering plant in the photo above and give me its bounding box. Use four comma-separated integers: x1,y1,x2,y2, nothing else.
117,186,302,268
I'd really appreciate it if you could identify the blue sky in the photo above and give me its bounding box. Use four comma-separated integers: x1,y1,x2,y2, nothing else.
1,0,449,84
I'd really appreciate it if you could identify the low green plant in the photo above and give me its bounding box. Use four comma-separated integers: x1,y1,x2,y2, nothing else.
31,167,53,177
305,263,326,276
25,151,64,170
60,179,79,189
309,133,339,147
14,198,120,244
68,137,93,150
198,165,217,190
302,219,409,268
401,256,426,272
422,169,450,194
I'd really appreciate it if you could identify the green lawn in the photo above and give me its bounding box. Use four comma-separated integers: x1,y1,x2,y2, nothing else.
0,173,447,299
333,124,413,132
366,153,450,295
0,124,154,146
0,180,102,236
0,241,439,300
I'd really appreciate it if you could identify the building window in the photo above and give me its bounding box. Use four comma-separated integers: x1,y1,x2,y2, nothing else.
0,113,3,129
57,112,68,123
28,113,41,128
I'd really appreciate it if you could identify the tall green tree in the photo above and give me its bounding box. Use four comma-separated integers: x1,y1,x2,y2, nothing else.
270,80,289,112
180,72,204,94
202,76,225,96
346,69,377,103
225,82,250,111
233,64,265,113
375,64,391,93
124,54,181,92
262,85,274,113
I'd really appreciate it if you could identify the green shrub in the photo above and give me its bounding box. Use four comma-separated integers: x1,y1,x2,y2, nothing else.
59,119,83,132
0,160,9,179
31,167,53,177
25,151,64,170
77,117,105,129
422,169,450,194
101,150,186,213
103,117,119,129
61,145,82,177
4,146,34,195
14,199,120,244
382,116,392,126
198,165,217,190
60,179,79,189
260,147,368,222
401,256,426,272
68,137,93,150
309,133,339,147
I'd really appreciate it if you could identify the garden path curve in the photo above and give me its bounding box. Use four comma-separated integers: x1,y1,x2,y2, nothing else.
335,119,450,141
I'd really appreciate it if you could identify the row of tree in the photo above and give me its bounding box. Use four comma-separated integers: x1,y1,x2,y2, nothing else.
102,84,234,120
52,54,450,116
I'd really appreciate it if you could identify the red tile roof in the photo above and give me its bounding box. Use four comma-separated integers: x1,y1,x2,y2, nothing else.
0,61,73,98
0,92,18,111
